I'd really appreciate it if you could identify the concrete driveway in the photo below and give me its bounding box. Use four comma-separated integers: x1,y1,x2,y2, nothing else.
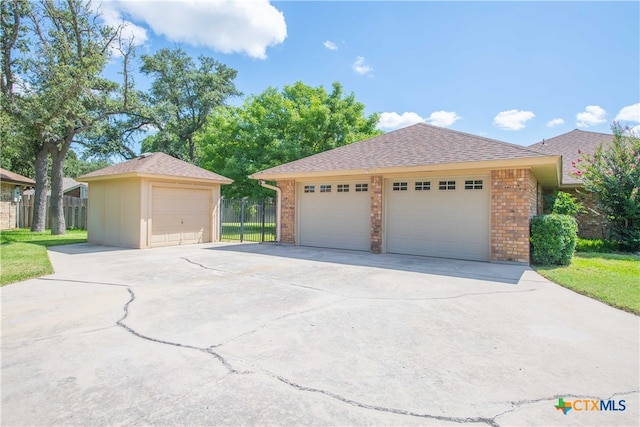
1,243,638,426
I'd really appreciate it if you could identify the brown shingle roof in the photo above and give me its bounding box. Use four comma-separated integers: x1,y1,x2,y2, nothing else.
78,152,232,183
253,123,551,178
529,129,613,185
0,168,35,185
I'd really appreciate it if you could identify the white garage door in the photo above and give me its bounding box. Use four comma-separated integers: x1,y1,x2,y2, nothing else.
151,186,211,247
386,177,489,261
298,181,370,251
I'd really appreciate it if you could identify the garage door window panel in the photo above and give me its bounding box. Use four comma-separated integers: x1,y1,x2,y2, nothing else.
465,180,483,190
439,180,456,190
415,181,431,191
355,183,368,192
393,182,408,191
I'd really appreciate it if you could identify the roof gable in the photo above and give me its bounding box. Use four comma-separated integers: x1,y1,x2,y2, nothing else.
529,129,613,185
78,152,232,183
0,168,35,186
253,123,553,178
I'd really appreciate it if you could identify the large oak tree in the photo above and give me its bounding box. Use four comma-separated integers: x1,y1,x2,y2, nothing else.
140,47,241,163
1,0,132,233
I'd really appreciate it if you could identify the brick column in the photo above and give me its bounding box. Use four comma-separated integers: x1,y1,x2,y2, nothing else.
370,175,383,253
277,179,296,244
491,169,532,263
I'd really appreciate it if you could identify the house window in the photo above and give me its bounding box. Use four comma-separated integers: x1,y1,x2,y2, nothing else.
304,185,315,193
439,180,456,190
392,182,408,191
355,183,368,192
337,184,349,192
415,181,431,191
320,184,332,193
464,180,483,190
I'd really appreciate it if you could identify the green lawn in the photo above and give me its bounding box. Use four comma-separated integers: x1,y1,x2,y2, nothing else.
0,229,87,286
534,253,640,315
221,222,276,242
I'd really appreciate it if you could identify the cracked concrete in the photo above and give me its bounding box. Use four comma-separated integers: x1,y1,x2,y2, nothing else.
1,242,638,426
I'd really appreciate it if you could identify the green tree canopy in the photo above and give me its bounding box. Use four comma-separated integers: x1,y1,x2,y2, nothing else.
574,122,640,250
198,81,381,199
140,47,241,163
1,0,132,234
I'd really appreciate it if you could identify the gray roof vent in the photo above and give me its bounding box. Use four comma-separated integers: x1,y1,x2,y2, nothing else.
139,152,153,159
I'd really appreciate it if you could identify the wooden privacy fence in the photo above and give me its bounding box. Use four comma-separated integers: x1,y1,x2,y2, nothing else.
18,195,88,230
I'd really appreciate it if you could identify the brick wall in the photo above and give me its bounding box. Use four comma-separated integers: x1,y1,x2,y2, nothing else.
370,175,383,253
277,179,296,244
491,169,533,263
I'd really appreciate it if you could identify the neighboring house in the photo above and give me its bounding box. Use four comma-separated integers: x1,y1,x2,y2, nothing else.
78,152,232,248
23,177,88,198
529,129,614,239
0,168,35,230
252,123,562,263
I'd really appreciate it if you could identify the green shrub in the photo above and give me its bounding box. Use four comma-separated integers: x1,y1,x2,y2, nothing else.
530,214,578,265
576,238,620,253
543,191,585,216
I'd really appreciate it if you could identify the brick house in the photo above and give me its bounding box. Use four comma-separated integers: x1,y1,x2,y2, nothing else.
251,123,562,264
0,168,35,230
529,129,614,239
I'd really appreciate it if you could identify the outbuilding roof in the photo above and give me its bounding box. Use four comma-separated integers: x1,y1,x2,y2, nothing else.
252,123,557,179
78,152,232,184
0,168,36,186
529,129,613,185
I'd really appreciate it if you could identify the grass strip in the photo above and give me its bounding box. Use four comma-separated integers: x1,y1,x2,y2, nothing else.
1,229,87,286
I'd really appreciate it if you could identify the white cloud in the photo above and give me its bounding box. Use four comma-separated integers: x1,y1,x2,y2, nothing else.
378,112,425,130
323,40,337,51
493,109,535,130
106,0,286,59
546,118,564,127
353,56,373,76
426,110,461,127
615,103,640,123
576,105,607,128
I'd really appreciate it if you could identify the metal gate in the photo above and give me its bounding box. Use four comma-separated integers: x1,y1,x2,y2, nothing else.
220,198,276,242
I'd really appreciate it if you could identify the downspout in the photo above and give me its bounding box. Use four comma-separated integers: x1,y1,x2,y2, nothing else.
258,180,281,242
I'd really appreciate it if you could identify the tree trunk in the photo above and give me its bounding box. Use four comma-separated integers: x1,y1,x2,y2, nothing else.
188,136,195,163
49,143,70,235
31,146,49,232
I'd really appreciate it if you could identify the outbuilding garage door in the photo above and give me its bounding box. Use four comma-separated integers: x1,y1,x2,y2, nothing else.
151,186,211,247
298,181,370,251
386,177,489,261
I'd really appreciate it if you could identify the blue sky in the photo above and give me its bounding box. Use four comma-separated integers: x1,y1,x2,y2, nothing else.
102,1,640,147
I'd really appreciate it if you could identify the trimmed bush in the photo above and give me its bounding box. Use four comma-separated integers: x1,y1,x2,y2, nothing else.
530,214,578,265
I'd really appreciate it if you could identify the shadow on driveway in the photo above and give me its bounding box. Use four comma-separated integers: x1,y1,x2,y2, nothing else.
205,242,530,285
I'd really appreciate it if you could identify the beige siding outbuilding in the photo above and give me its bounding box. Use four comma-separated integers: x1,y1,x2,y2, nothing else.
79,153,231,249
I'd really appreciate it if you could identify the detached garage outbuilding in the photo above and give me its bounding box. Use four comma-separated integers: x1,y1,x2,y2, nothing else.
79,152,232,248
